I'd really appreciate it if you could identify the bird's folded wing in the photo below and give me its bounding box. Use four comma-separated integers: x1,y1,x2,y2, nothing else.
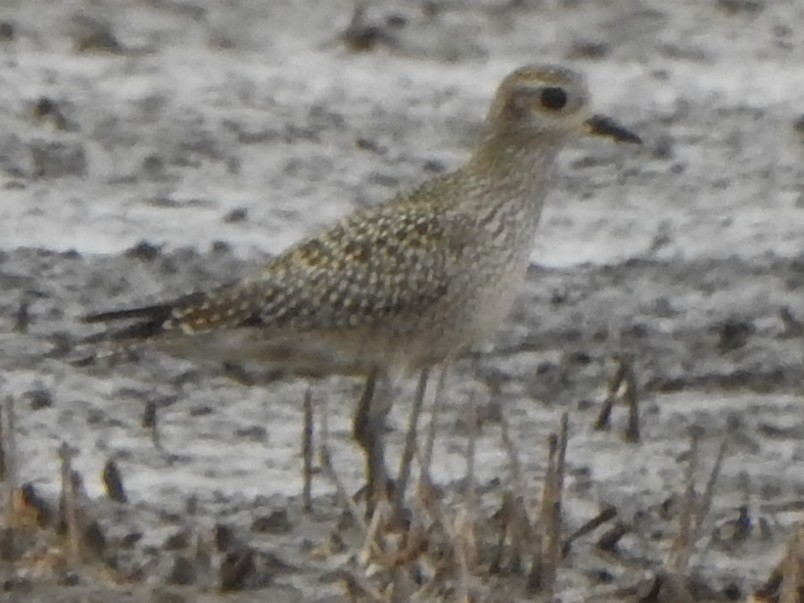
82,203,469,344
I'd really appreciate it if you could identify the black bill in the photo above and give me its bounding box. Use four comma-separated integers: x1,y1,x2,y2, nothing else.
586,114,642,144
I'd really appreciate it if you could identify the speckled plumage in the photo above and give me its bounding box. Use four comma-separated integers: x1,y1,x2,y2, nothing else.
83,64,639,507
85,64,639,376
87,66,636,374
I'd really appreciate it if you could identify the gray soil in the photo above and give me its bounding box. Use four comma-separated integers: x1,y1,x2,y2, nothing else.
0,0,802,601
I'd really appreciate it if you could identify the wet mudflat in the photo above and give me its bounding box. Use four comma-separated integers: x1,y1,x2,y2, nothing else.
0,0,802,601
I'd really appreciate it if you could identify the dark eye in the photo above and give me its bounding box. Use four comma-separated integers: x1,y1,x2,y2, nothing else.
539,87,568,111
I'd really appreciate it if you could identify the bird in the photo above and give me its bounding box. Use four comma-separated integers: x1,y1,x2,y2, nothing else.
82,64,641,512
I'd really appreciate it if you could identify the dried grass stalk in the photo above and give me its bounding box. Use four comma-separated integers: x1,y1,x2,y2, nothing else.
1,397,16,560
319,399,367,535
780,523,803,603
58,442,81,565
668,427,701,572
421,365,449,483
302,388,314,513
393,368,430,521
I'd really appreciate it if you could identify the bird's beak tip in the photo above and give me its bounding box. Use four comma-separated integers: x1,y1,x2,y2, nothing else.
585,114,642,144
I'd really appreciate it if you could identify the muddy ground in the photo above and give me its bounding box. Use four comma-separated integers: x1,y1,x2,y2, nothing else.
0,0,802,601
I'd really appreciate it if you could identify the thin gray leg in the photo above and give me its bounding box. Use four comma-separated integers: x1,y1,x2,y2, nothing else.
352,369,388,511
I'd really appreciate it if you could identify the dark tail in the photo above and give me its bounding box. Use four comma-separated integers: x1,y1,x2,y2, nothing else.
81,302,179,344
83,303,173,324
81,291,209,345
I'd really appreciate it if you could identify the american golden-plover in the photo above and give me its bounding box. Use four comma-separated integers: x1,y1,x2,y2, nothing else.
84,64,640,509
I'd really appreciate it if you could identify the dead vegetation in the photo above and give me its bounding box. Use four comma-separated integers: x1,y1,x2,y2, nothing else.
0,363,800,602
303,366,802,602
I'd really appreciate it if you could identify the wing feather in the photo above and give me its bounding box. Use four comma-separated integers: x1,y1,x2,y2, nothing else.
83,192,467,345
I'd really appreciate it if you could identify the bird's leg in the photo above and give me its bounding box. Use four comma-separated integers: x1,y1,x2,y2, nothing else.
392,367,430,520
352,368,389,513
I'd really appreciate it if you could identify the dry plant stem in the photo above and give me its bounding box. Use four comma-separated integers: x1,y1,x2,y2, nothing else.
410,486,452,580
390,566,416,603
656,571,697,603
490,499,508,574
779,522,802,603
496,496,517,574
455,515,471,603
596,522,627,551
341,567,386,603
393,367,430,521
668,428,702,572
0,400,5,482
2,396,16,496
541,414,569,596
622,361,640,443
320,443,366,533
359,500,389,566
413,568,444,601
596,356,640,441
421,364,448,483
541,501,562,596
319,401,368,535
595,357,626,430
413,477,450,538
13,299,30,334
563,505,617,552
555,413,569,494
464,390,478,512
142,400,162,451
453,407,482,589
58,442,81,566
753,523,804,603
500,412,533,574
2,397,16,559
691,437,727,541
528,433,557,590
456,504,479,571
499,413,527,505
595,394,614,431
388,521,428,567
302,388,314,513
101,458,127,503
669,434,726,573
